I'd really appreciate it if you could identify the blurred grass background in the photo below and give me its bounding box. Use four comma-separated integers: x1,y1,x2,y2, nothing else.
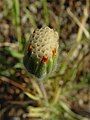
0,0,90,120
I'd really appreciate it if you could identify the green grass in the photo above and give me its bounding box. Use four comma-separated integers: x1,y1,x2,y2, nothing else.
0,0,90,120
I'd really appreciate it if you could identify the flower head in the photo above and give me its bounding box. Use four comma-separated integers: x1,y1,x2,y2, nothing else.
23,26,59,79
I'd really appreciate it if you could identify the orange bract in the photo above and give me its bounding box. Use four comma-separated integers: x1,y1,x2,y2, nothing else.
52,48,56,56
28,45,32,51
41,56,48,63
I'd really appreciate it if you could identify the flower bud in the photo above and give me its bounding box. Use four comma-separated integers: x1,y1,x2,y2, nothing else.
23,26,59,79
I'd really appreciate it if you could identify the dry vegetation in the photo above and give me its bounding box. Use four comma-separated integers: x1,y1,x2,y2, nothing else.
0,0,90,120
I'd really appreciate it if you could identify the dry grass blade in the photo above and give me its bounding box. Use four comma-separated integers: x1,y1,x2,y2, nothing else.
0,77,39,101
67,7,90,41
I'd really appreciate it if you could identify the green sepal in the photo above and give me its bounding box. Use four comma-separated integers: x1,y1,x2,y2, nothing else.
23,53,40,76
52,55,58,70
35,62,47,79
47,58,53,74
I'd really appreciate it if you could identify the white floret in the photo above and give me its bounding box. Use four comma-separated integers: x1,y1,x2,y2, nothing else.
28,26,59,59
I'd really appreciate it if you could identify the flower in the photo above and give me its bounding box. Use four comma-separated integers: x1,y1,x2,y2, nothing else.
23,26,59,79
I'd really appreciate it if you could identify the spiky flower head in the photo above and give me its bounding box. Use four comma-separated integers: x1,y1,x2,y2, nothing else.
23,26,59,79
